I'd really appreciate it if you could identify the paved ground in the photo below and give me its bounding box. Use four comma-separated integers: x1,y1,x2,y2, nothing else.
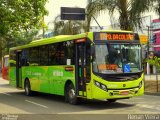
144,75,160,80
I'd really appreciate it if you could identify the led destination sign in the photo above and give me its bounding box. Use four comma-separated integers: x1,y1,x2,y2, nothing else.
94,32,134,41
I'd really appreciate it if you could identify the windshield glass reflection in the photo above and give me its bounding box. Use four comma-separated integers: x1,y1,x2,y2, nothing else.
93,44,142,74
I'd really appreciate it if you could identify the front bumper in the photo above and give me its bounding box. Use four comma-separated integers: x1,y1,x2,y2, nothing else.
92,84,144,100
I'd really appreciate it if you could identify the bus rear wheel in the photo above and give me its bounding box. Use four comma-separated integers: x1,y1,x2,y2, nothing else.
24,79,32,96
65,84,78,105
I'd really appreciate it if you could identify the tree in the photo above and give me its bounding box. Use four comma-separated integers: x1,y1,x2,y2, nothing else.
53,15,87,35
0,0,48,36
0,0,48,57
153,0,160,16
86,0,154,30
86,0,106,31
2,30,39,55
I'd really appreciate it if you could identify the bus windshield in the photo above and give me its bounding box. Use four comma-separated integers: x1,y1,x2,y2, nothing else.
93,44,142,74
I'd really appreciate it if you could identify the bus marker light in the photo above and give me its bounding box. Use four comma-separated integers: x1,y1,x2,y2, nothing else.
120,91,129,95
65,67,74,71
75,38,86,43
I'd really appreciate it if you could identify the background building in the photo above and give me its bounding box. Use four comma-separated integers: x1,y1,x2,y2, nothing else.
152,19,160,52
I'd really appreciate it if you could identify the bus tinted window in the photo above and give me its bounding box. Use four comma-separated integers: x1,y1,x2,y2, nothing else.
48,41,74,65
21,49,29,66
49,43,59,65
59,42,66,65
29,47,39,66
39,45,49,66
65,41,74,65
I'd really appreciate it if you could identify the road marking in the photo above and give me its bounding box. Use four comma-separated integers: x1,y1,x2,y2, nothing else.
25,100,48,108
1,92,12,96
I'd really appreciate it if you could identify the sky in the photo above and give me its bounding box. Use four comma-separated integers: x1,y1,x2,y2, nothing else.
44,0,158,31
44,0,113,29
45,0,87,24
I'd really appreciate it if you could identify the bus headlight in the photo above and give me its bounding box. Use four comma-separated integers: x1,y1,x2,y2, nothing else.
139,80,143,89
94,80,108,91
95,81,100,87
101,84,108,91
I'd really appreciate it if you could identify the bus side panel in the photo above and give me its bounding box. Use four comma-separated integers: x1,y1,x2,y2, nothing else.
39,66,49,93
22,66,40,91
48,65,75,96
9,67,16,87
61,65,75,95
22,66,50,93
22,65,75,96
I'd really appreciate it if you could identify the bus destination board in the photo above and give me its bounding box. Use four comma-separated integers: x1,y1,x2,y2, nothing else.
94,32,134,41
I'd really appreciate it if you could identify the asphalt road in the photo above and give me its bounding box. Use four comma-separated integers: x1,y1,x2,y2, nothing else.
0,78,160,120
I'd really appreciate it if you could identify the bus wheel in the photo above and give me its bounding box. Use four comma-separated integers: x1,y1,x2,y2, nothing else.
66,84,78,105
107,99,117,103
24,80,32,96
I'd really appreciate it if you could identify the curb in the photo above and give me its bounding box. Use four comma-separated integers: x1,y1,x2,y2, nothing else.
145,92,160,96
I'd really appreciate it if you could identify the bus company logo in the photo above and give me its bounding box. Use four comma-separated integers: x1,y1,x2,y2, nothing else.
53,71,63,77
1,114,18,120
123,84,126,87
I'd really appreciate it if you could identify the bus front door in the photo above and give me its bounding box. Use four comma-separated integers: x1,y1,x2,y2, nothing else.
75,39,90,98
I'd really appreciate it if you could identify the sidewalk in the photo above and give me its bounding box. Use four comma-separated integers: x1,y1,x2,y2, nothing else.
144,74,160,80
0,77,9,84
145,92,160,96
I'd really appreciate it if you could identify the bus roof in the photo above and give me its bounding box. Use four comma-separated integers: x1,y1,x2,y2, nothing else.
10,30,134,51
100,29,133,33
10,33,87,51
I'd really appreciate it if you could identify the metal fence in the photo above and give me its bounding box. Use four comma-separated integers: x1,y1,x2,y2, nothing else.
144,74,160,93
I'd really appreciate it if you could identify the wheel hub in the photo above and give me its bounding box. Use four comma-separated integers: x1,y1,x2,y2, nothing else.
69,89,75,99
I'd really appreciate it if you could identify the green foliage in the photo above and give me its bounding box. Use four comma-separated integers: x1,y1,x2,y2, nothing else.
0,0,48,57
0,0,48,36
53,15,87,35
86,0,155,30
153,0,160,16
2,29,39,55
146,56,160,68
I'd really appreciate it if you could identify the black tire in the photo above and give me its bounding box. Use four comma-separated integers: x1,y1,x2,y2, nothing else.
65,84,78,105
107,99,117,103
24,80,32,96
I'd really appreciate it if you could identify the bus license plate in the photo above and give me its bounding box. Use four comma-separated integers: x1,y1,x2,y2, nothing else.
120,91,129,95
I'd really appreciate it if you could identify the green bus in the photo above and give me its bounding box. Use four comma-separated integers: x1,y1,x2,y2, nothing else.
9,30,144,104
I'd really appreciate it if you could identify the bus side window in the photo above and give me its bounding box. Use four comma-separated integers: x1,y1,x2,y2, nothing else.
28,47,39,66
21,49,29,66
48,41,74,66
66,41,74,65
49,43,59,65
39,45,49,66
